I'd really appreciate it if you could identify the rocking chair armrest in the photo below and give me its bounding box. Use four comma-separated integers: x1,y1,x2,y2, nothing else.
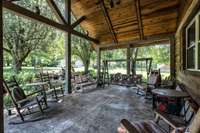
160,84,173,88
26,89,45,97
147,83,155,86
120,119,140,133
154,110,182,129
16,96,35,104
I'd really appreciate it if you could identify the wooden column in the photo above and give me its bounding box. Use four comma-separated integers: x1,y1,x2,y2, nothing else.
97,47,101,84
0,0,4,132
127,46,131,76
170,35,176,77
64,0,72,94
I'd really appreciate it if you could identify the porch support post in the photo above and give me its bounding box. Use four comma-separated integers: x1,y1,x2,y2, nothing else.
170,35,176,77
127,45,131,76
64,0,72,94
97,47,101,84
0,0,3,132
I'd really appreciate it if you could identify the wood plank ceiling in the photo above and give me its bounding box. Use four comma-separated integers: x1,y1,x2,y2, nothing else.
71,0,180,48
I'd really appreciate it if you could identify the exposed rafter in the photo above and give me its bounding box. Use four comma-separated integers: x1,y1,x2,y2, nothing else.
135,0,144,40
98,33,174,50
46,0,67,25
99,0,118,44
71,16,86,29
3,1,99,44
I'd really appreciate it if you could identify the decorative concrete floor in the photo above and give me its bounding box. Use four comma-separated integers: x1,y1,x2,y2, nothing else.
4,85,154,133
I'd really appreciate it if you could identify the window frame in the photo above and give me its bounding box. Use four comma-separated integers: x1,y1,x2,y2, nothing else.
185,11,200,71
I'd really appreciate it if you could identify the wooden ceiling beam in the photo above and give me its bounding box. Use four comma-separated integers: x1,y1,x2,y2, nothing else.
3,1,99,44
98,33,174,50
99,0,118,44
135,0,144,40
71,16,86,29
46,0,67,25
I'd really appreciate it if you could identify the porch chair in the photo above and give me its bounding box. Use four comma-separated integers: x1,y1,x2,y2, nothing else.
74,74,97,93
40,72,64,100
154,99,197,130
3,77,47,122
125,74,143,87
119,74,129,86
160,76,176,89
110,74,115,84
112,73,122,85
118,103,199,133
136,69,161,98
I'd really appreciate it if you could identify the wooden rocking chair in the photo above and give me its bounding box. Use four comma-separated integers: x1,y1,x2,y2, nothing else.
3,77,47,122
74,74,97,93
118,105,199,133
136,69,161,98
40,72,64,100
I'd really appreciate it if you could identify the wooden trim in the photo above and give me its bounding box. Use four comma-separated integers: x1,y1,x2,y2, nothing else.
170,35,176,77
135,0,144,40
104,58,153,62
3,1,99,44
185,10,200,70
0,0,4,132
127,46,131,75
71,16,86,29
99,0,118,44
46,0,68,25
99,33,173,50
65,0,72,94
176,0,200,34
97,47,101,84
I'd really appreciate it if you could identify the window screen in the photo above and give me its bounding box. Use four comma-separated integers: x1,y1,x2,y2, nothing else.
187,46,195,69
187,22,196,47
187,22,196,69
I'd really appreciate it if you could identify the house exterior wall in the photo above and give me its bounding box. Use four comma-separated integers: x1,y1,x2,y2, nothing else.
175,0,200,105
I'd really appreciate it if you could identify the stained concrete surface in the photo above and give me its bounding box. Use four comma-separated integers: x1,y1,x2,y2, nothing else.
4,85,154,133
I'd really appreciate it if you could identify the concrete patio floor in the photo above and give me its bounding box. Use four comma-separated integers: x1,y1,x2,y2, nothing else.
4,85,154,133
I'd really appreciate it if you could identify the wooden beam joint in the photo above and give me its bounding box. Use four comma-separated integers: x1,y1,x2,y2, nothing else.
71,16,86,29
3,1,99,44
46,0,67,25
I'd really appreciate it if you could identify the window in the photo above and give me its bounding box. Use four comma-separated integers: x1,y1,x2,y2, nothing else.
186,11,200,71
198,15,200,69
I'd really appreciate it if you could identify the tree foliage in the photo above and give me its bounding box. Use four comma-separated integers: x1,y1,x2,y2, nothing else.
3,0,56,73
72,35,93,74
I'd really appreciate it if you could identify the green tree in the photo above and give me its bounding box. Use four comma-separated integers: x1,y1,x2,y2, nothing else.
72,36,93,74
3,0,56,73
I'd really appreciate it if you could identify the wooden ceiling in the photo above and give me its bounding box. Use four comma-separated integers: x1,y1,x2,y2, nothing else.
71,0,180,48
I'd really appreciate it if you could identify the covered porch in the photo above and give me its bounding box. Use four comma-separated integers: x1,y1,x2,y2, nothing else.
1,0,200,133
4,85,153,133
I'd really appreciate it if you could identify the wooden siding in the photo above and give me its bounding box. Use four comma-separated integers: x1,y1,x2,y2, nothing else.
175,0,200,105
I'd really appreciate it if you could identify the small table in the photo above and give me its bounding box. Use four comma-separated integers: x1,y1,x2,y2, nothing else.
152,89,189,114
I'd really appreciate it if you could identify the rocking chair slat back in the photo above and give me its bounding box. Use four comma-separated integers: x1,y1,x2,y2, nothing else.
3,77,26,103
